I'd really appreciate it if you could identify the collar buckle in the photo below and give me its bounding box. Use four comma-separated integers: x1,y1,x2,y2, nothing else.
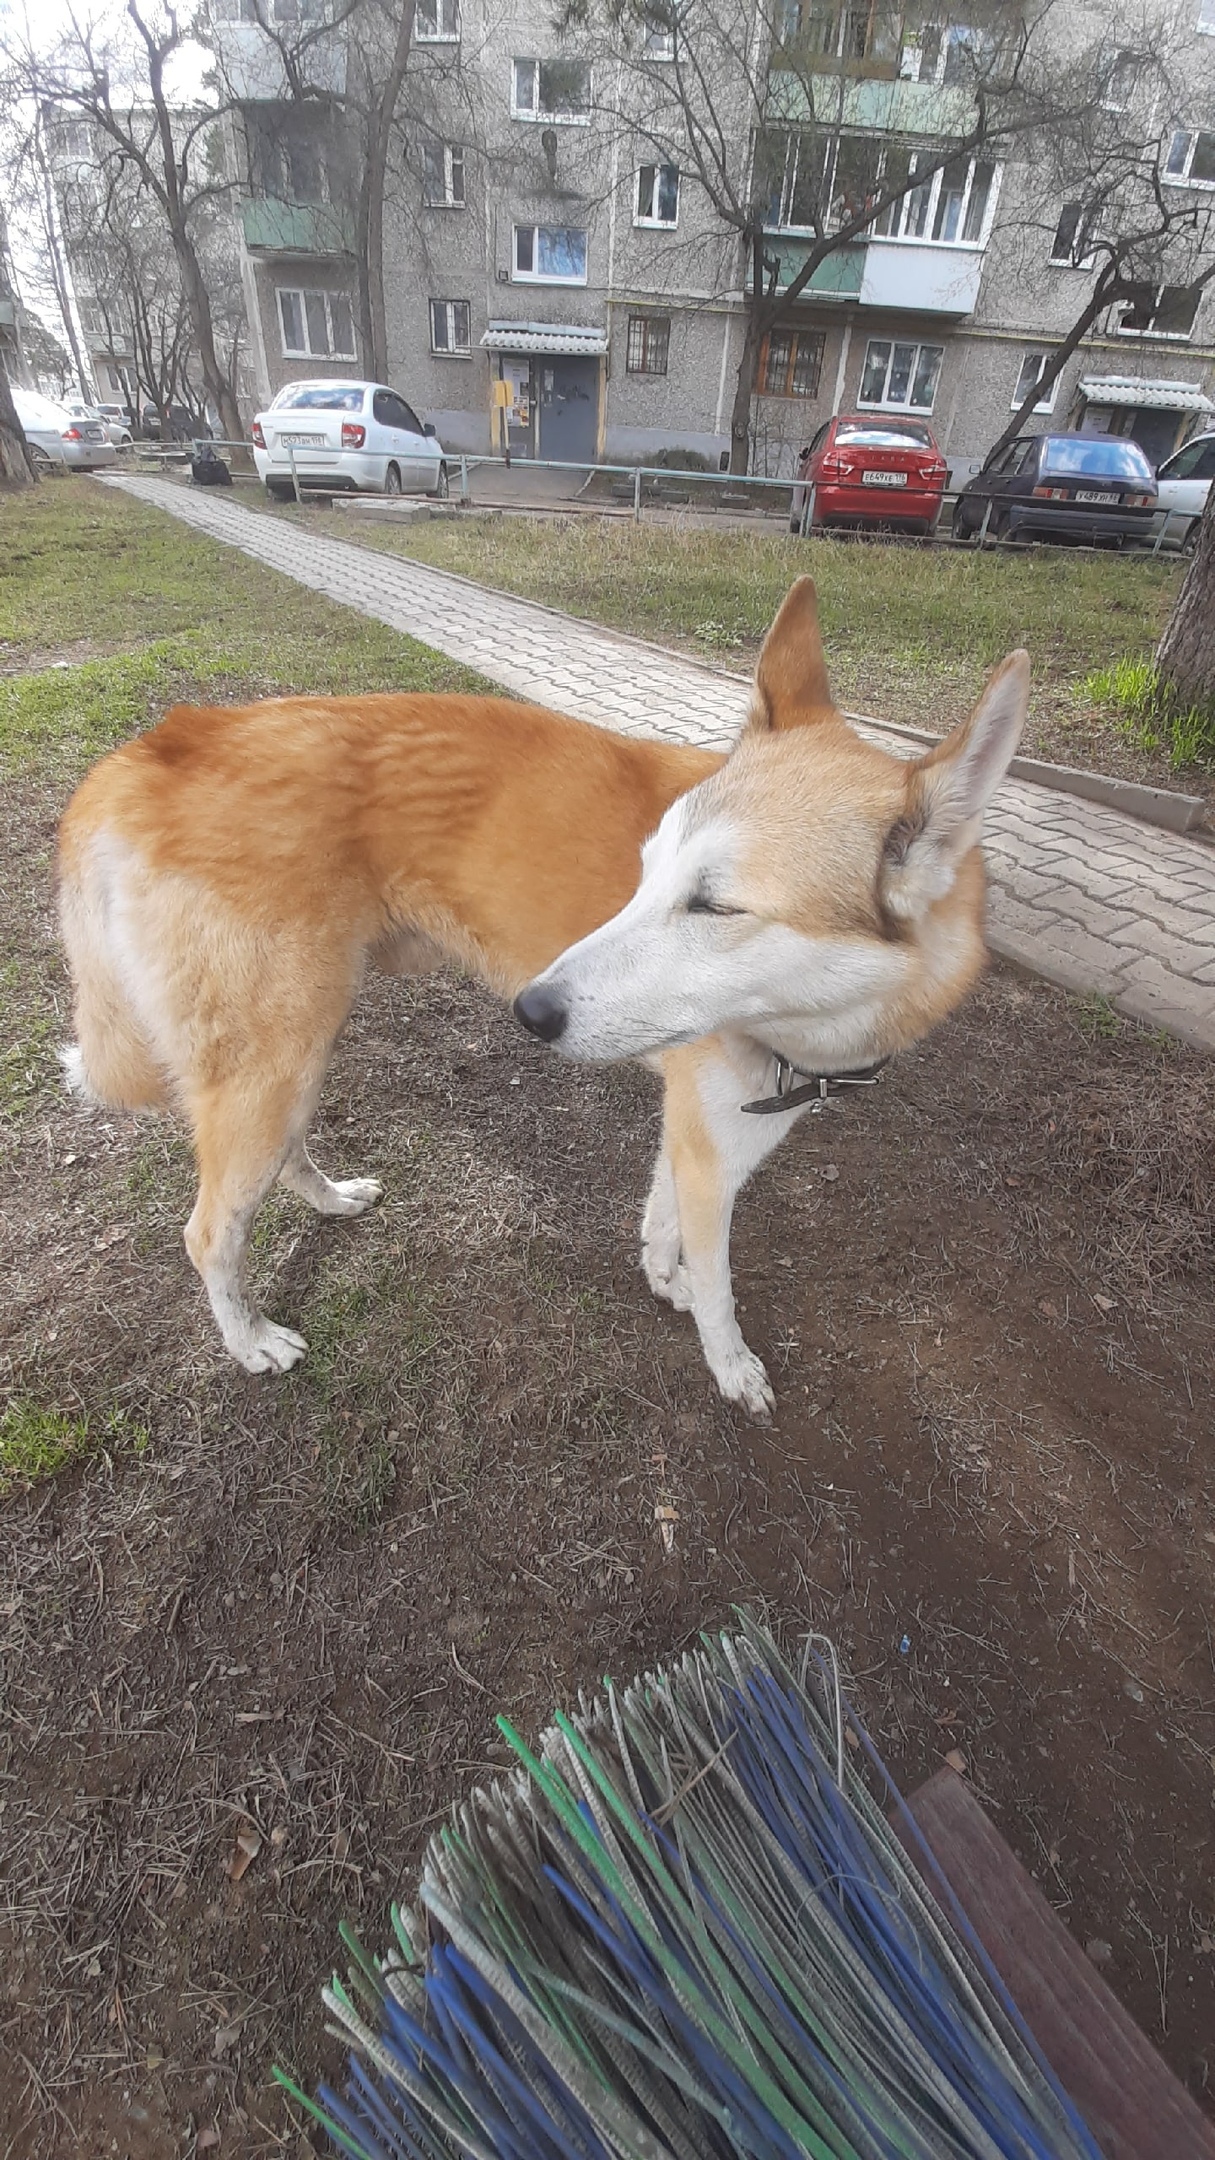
740,1052,889,1117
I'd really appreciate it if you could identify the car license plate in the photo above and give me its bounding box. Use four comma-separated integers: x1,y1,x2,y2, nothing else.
862,469,907,487
1075,490,1118,504
279,433,325,447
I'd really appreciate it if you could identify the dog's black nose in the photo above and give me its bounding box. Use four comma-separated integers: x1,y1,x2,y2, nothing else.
513,985,568,1043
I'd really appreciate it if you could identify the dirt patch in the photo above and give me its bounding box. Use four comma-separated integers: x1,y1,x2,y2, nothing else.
1,767,1214,2158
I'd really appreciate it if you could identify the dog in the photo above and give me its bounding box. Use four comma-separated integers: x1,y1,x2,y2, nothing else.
57,578,1027,1417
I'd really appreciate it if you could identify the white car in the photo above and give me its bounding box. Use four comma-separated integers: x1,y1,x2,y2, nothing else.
250,379,448,501
1150,432,1215,552
12,387,117,473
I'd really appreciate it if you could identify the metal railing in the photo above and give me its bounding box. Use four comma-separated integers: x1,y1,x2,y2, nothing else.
174,439,1188,555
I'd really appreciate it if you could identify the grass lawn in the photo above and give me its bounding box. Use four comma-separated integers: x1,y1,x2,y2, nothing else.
2,479,1214,2152
279,502,1206,800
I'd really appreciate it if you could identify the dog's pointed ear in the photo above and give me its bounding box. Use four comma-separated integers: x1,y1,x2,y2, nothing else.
882,651,1028,919
749,577,836,731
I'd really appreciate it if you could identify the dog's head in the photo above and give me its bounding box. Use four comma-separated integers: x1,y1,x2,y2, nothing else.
515,578,1027,1067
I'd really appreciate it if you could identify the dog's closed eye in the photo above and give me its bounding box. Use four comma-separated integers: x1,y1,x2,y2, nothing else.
685,892,744,917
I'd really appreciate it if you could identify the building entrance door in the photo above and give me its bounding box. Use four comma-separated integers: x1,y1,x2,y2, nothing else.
536,356,598,464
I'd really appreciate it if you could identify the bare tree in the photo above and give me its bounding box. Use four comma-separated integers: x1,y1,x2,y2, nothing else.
0,352,36,487
2,4,244,442
1156,488,1215,723
978,31,1215,468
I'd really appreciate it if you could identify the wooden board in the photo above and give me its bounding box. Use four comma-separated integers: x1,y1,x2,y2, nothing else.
902,1768,1215,2160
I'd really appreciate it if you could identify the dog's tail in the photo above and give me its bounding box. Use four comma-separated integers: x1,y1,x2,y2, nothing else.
58,823,169,1114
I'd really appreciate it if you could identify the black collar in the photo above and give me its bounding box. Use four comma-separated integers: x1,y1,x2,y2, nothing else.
740,1052,891,1116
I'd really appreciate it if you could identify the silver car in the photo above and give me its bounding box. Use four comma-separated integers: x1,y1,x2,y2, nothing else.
1148,433,1215,553
12,388,117,473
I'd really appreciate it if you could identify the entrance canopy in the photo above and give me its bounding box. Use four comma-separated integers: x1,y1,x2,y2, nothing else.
481,321,608,357
1078,375,1214,414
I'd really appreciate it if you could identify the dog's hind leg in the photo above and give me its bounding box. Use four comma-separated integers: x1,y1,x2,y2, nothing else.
661,1044,789,1422
279,1138,382,1217
184,1072,316,1373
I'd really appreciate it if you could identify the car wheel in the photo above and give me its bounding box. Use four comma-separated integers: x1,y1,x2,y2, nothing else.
1181,520,1200,556
266,481,294,502
384,463,402,497
428,462,450,500
950,500,973,541
28,445,54,475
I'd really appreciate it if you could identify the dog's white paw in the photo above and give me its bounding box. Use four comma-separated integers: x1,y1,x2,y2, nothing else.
327,1177,383,1216
642,1244,695,1312
234,1319,309,1374
59,1044,98,1102
715,1347,776,1424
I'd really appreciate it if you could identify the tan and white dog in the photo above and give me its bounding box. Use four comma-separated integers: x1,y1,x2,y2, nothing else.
58,579,1026,1418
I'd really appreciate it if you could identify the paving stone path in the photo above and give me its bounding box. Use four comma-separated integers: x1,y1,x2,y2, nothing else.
105,474,1215,1050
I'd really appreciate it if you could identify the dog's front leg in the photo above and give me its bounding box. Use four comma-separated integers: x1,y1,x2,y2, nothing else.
661,1044,787,1422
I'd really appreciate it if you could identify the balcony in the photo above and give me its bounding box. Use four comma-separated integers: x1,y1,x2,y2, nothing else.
753,241,866,297
770,71,976,138
241,198,354,257
858,239,983,314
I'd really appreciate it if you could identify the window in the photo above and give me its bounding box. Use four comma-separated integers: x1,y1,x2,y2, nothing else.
373,390,426,432
430,299,471,355
422,142,465,207
1200,0,1215,31
1101,48,1139,110
626,315,670,373
1050,200,1100,266
759,328,825,398
416,0,458,40
1012,352,1057,413
1116,283,1202,337
511,58,592,122
1041,437,1154,482
277,287,355,359
635,164,679,225
271,384,364,410
1165,128,1215,187
868,150,996,244
512,224,588,282
778,4,903,74
642,11,675,57
858,337,943,411
761,130,825,230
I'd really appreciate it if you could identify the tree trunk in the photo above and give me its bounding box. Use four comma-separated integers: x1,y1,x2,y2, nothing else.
1155,485,1215,717
356,0,416,380
728,242,769,475
0,355,36,488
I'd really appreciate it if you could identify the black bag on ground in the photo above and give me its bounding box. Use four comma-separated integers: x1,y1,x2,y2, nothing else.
190,446,233,487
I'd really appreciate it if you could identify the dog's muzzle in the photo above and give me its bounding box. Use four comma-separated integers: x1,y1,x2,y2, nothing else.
514,984,568,1044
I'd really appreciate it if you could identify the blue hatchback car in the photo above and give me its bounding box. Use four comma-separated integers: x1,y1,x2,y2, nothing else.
952,433,1157,546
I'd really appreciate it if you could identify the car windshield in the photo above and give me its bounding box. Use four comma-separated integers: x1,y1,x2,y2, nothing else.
270,385,365,412
835,422,935,449
1040,437,1154,481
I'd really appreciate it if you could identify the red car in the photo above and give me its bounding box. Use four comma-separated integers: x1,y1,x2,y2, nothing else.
791,414,948,537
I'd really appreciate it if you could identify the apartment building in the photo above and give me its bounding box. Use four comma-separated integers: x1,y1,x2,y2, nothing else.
218,0,1215,473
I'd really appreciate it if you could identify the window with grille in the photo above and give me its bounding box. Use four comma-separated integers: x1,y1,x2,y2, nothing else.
277,287,355,359
858,338,943,411
626,316,670,374
430,299,471,354
758,329,824,398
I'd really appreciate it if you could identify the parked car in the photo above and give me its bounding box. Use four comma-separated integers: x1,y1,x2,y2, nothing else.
86,401,136,448
790,415,948,537
951,433,1157,546
250,379,448,500
140,402,205,442
11,388,116,473
1148,431,1215,553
